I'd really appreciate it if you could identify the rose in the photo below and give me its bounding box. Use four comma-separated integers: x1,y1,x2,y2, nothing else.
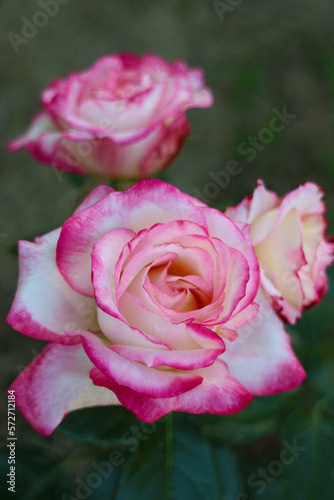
226,180,334,324
8,54,213,179
8,180,305,435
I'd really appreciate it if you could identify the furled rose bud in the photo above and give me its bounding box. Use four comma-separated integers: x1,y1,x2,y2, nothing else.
9,54,213,179
8,180,305,435
226,180,334,324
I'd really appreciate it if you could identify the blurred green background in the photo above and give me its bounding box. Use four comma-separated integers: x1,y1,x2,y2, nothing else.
1,0,334,499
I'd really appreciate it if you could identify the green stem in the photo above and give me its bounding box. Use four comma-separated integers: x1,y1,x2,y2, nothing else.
166,412,173,500
113,179,139,191
310,405,321,500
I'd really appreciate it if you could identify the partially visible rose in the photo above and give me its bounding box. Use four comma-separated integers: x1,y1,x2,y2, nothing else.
226,180,334,324
9,54,213,179
7,180,305,435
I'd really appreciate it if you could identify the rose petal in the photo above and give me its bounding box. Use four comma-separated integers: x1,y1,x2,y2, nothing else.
10,343,119,436
7,229,97,344
202,207,260,315
9,112,89,174
73,330,203,399
225,179,278,226
91,359,252,422
57,180,206,296
221,288,306,395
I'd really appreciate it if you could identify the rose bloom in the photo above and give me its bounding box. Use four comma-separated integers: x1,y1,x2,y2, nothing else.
8,54,213,179
226,180,334,324
8,180,305,435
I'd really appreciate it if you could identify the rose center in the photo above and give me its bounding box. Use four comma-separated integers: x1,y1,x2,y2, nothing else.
147,259,212,313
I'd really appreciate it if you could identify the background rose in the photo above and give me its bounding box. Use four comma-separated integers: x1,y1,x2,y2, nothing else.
226,180,334,324
7,180,306,435
8,54,213,179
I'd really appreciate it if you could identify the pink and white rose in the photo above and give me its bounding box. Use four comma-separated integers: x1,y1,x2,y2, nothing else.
8,180,305,435
226,180,334,324
9,54,213,179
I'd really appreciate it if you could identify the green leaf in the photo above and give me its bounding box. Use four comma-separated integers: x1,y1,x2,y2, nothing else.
238,407,334,500
172,421,242,500
235,392,296,422
202,417,276,445
57,406,141,446
89,414,242,500
0,444,73,500
200,392,296,445
278,407,334,500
